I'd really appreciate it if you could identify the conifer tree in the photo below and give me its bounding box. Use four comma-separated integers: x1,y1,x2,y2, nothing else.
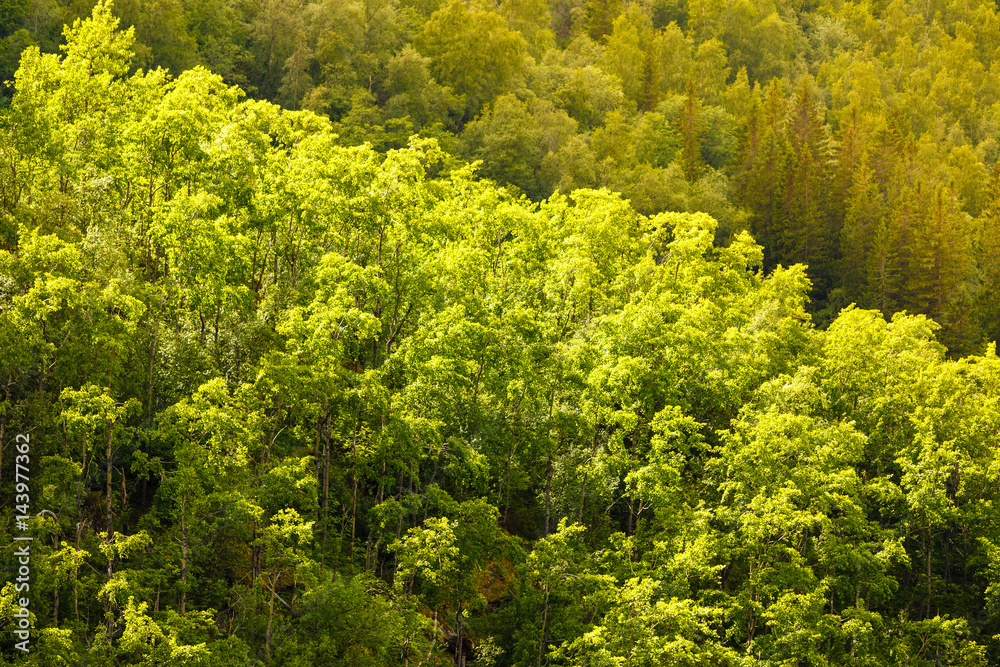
866,215,900,314
919,185,976,352
976,163,1000,344
733,89,762,186
638,47,657,112
840,156,884,303
677,78,704,183
586,0,624,40
781,80,835,294
874,181,924,316
734,82,786,269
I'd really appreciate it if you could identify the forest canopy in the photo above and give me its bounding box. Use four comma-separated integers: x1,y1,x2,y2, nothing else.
3,0,1000,351
1,0,1000,666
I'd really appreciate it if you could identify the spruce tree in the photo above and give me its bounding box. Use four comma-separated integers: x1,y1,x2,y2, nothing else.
975,163,1000,345
921,185,976,352
781,80,835,295
638,47,658,112
734,84,787,270
677,78,704,183
840,156,884,304
586,0,624,40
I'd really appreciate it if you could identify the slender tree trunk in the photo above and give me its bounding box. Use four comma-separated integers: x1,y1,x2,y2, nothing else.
74,520,83,621
499,439,518,525
925,510,932,619
577,467,589,524
251,523,261,583
578,433,599,523
314,412,322,500
426,610,438,665
366,465,386,571
350,406,361,568
538,593,550,666
180,492,188,615
147,314,160,423
266,573,277,660
105,419,114,537
323,426,331,547
53,532,60,625
0,373,10,491
0,409,5,492
544,457,553,537
627,477,641,539
105,418,116,636
455,605,465,667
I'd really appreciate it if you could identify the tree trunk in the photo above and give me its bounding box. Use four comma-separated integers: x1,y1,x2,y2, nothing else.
925,511,932,620
180,492,188,615
106,419,114,540
544,456,553,537
538,593,550,666
455,605,465,667
350,407,361,569
53,532,60,626
74,520,83,621
426,610,438,665
0,373,9,491
251,523,262,583
577,467,589,524
578,433,599,523
323,426,331,548
105,418,115,636
266,572,277,660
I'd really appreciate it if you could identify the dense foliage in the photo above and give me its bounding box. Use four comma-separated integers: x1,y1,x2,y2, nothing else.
4,0,1000,350
1,2,1000,666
